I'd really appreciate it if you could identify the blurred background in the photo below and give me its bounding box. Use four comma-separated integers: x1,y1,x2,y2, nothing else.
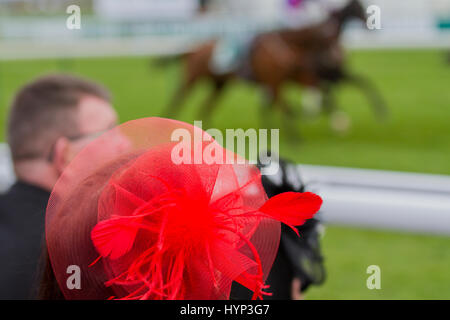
0,0,449,299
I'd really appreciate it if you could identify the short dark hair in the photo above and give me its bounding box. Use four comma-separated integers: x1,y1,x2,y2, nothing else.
7,74,111,161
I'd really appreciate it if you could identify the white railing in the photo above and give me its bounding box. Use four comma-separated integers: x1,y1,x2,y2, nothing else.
300,165,450,235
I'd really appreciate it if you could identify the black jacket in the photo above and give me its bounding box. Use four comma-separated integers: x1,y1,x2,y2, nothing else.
231,156,326,299
0,181,50,299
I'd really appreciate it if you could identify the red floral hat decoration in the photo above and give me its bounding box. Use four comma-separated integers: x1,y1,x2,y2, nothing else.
45,117,322,300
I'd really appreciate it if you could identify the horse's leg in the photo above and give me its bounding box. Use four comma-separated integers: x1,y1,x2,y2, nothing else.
163,76,195,118
280,99,301,141
262,85,300,140
272,85,301,139
321,82,336,114
321,83,352,133
264,85,298,115
260,85,279,130
344,73,388,120
197,78,227,125
301,86,323,118
276,90,298,117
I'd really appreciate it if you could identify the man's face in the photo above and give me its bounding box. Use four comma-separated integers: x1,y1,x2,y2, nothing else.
64,95,118,163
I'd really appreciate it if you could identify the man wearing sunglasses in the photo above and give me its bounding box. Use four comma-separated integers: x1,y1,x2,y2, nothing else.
0,74,118,299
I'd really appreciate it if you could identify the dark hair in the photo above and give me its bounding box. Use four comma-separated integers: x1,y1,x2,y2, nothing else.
7,74,111,161
37,248,65,300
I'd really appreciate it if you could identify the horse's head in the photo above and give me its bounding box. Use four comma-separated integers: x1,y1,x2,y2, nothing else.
331,0,366,24
343,0,366,22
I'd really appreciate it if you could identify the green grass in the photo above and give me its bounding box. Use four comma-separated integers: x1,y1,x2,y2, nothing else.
0,49,449,299
2,49,449,174
306,226,450,300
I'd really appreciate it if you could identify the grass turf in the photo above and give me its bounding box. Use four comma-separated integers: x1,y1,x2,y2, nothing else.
306,225,450,299
0,49,449,299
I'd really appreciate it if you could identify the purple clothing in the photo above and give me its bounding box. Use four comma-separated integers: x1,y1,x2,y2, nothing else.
287,0,303,8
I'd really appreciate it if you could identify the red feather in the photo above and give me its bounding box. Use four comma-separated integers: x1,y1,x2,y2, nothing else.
91,217,141,260
259,192,322,227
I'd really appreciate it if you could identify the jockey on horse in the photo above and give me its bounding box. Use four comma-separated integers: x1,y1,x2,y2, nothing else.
209,0,309,77
164,0,387,132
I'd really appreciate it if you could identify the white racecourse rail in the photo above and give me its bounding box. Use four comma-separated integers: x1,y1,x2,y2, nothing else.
0,144,449,235
299,165,450,235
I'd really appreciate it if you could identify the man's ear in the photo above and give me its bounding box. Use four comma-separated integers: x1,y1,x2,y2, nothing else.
52,137,71,175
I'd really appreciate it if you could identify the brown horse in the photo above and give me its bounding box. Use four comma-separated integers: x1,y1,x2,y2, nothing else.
164,0,387,124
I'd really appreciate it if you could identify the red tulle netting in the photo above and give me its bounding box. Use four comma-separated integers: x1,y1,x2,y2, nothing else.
45,117,322,300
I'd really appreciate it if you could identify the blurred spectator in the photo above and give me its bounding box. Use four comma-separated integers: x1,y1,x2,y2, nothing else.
0,74,118,299
231,156,326,299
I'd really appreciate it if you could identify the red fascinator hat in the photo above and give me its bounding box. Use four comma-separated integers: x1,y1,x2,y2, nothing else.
45,117,322,300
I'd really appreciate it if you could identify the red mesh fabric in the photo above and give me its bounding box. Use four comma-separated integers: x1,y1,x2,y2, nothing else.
45,117,322,300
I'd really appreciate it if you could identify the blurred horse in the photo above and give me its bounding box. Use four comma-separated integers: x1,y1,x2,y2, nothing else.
164,0,387,124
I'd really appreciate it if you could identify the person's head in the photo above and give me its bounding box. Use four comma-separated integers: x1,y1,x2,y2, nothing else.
7,74,118,191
